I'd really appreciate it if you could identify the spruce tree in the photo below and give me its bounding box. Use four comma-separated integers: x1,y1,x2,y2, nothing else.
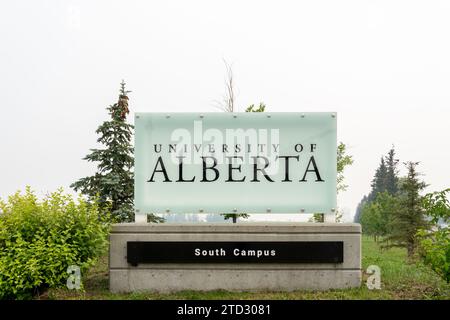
357,147,399,224
71,81,162,223
385,161,429,258
384,146,399,195
368,157,388,202
71,81,134,221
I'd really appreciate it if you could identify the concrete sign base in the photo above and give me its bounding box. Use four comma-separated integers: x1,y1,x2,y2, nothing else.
109,223,361,293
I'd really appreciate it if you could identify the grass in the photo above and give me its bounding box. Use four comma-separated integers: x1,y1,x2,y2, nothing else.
45,236,450,300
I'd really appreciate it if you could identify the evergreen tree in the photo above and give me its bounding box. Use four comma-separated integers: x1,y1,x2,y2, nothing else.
384,146,399,195
368,157,388,202
71,81,162,223
385,162,429,258
357,147,399,224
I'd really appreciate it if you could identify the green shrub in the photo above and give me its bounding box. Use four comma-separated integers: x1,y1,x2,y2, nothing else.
418,228,450,282
0,187,110,299
418,188,450,283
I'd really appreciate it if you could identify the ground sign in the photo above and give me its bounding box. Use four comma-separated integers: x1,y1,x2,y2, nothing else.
134,112,336,214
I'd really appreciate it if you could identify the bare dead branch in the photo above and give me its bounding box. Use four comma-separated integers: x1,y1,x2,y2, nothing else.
212,59,236,113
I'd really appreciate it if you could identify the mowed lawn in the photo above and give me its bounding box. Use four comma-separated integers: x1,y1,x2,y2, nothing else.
46,236,450,300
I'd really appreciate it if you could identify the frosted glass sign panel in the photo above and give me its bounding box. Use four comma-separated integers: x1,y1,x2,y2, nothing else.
134,112,337,214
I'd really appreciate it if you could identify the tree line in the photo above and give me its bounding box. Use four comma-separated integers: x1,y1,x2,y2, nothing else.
355,147,423,252
354,147,449,281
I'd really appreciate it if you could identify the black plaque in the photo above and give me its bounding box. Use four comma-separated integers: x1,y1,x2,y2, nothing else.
127,241,343,266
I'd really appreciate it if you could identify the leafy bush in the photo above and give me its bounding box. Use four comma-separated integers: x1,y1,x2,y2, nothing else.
418,228,450,282
418,188,450,282
0,187,110,299
360,192,399,241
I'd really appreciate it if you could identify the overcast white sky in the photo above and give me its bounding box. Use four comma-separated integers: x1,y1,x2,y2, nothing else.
1,1,449,222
